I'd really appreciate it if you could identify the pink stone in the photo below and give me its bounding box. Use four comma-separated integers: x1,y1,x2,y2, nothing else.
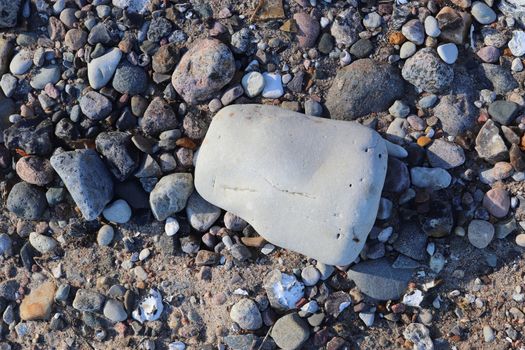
477,46,500,63
293,12,320,48
483,188,510,218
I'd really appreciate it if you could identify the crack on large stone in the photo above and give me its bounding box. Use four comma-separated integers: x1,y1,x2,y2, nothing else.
263,177,316,199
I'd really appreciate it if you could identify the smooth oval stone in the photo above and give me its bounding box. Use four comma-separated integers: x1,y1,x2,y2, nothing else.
88,47,122,90
194,105,388,266
30,65,60,90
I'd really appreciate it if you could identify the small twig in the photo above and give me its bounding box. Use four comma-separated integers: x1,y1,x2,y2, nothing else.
250,0,265,23
257,325,273,350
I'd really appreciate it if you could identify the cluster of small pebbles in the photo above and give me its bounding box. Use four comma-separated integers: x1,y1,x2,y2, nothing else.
1,0,525,348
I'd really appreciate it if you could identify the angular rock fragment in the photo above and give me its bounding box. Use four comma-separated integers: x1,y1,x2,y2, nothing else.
95,131,139,181
475,120,508,164
195,105,388,265
347,258,413,300
50,149,114,221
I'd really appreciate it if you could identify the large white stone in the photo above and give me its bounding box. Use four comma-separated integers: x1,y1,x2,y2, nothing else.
194,105,388,265
87,48,122,90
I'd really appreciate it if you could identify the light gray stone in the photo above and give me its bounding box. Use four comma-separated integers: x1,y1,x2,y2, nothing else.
87,47,122,89
149,173,194,221
185,191,221,232
195,105,388,266
230,299,262,330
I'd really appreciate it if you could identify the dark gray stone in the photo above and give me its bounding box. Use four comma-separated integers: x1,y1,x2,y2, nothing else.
4,119,54,156
393,221,428,261
326,59,404,120
347,258,413,300
384,157,410,193
419,201,454,238
73,289,105,312
50,149,114,221
140,97,178,136
475,119,508,164
271,313,310,350
7,182,47,220
488,100,519,125
479,63,519,95
112,63,148,95
0,0,21,28
95,131,139,181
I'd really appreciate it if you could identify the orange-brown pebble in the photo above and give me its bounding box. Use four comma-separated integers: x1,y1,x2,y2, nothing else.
389,31,406,45
176,137,197,149
417,136,432,147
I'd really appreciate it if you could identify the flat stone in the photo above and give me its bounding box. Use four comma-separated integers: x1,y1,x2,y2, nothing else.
475,119,508,164
186,191,221,232
271,313,310,350
402,19,425,45
468,219,494,249
410,167,451,190
347,258,413,300
326,59,404,120
427,139,465,169
149,173,194,221
195,105,388,266
241,71,264,98
172,39,235,104
264,269,304,311
19,281,56,321
495,218,517,239
480,63,518,95
437,43,458,64
50,149,114,221
488,101,519,125
87,47,122,89
393,221,428,261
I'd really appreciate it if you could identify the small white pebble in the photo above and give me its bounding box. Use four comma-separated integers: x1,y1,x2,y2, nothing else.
165,217,180,236
320,17,330,28
261,243,275,255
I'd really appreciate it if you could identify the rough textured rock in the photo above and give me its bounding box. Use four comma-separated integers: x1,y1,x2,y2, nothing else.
326,59,404,120
347,258,413,300
149,173,194,221
0,0,21,28
19,281,56,321
95,131,139,181
479,63,519,95
4,119,54,156
50,149,114,221
402,48,454,93
499,0,525,26
171,39,235,105
140,97,178,136
195,105,388,266
433,94,477,136
475,120,508,164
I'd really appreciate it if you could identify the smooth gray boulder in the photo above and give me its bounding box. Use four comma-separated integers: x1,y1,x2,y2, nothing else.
195,105,388,266
50,149,114,221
